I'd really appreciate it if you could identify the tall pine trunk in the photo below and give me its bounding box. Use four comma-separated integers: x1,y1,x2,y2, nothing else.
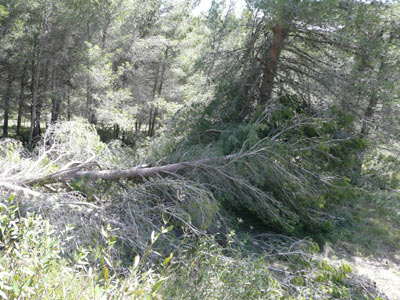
51,64,60,123
2,67,13,137
17,62,28,136
33,59,49,138
85,20,93,123
29,0,48,147
67,88,71,121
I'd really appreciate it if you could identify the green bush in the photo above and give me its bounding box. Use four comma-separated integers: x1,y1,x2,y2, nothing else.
161,234,356,300
0,195,166,299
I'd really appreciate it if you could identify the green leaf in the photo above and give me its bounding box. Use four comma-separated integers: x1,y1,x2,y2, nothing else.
163,252,173,267
151,281,162,295
104,266,109,281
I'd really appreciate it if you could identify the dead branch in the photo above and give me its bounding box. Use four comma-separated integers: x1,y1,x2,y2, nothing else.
0,181,41,197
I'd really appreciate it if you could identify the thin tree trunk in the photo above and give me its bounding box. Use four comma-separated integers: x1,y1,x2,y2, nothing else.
150,106,158,137
360,95,378,138
148,106,153,136
122,129,126,142
67,88,71,121
17,62,28,136
259,24,288,106
51,64,59,123
29,0,48,147
353,60,386,183
152,63,160,99
2,68,13,137
114,124,120,139
158,63,166,96
353,92,378,183
157,47,169,96
34,59,49,137
86,20,92,122
101,14,110,49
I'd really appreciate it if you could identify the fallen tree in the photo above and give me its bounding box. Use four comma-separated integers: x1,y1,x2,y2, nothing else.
16,153,237,189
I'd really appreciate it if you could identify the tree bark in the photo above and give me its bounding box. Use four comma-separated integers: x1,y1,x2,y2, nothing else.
157,46,170,96
29,0,48,147
17,62,28,136
86,20,92,122
34,59,49,138
150,106,158,137
114,124,120,139
148,106,153,136
67,88,71,121
2,67,13,137
152,63,160,99
353,59,386,183
51,64,60,123
259,24,288,106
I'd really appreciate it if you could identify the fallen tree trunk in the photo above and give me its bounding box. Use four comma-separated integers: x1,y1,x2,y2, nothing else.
26,153,237,186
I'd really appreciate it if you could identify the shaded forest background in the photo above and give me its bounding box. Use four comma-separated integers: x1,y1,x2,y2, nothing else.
1,0,400,299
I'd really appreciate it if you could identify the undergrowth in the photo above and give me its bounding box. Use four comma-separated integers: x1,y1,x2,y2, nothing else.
0,195,384,300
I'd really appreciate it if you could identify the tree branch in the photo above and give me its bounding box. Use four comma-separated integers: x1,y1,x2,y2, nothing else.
0,182,41,197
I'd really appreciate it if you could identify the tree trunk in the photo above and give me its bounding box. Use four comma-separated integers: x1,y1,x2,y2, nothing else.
86,20,92,122
152,63,160,99
353,60,386,183
114,124,120,139
51,65,60,123
101,14,111,49
150,106,158,137
259,24,288,106
148,106,153,136
29,0,48,147
17,62,28,136
67,88,71,121
2,68,13,137
158,63,166,96
157,46,169,96
34,59,49,138
27,153,237,185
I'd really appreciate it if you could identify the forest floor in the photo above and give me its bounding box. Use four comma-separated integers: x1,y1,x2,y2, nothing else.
326,245,400,300
322,194,400,299
352,256,400,300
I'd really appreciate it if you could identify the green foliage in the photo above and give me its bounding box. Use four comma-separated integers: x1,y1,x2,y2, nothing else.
161,235,356,300
0,4,8,19
166,96,370,235
0,195,170,299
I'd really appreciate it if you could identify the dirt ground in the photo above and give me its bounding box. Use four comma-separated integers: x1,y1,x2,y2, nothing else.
351,255,400,300
324,244,400,299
